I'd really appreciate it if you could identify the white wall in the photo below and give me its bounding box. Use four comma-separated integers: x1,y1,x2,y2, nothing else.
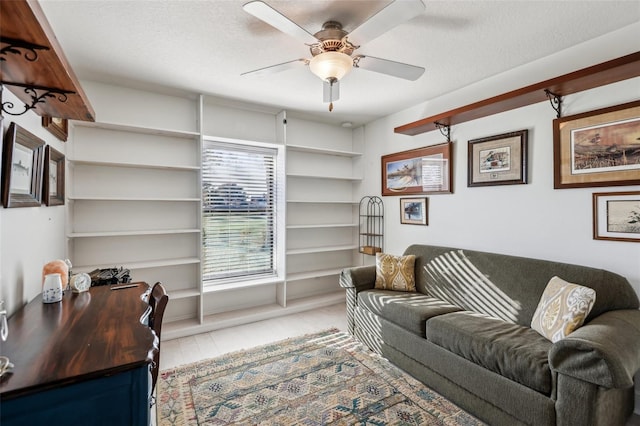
360,78,640,293
1,90,69,316
358,23,640,295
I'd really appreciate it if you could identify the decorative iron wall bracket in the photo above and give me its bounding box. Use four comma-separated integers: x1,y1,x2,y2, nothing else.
0,37,49,62
1,82,75,116
544,89,562,118
434,121,451,142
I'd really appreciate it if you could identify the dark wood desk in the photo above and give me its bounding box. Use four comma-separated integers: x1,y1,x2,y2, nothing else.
0,282,156,426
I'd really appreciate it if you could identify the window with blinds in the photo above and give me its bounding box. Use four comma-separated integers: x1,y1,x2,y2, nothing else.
202,139,281,285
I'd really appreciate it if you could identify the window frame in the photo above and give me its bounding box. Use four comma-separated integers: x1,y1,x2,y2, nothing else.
200,136,286,288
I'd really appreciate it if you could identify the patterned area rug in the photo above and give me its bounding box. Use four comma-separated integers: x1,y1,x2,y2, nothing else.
157,329,484,425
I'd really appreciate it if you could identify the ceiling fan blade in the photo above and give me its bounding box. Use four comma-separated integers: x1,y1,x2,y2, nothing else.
354,55,424,81
323,79,340,102
243,1,318,45
241,58,308,77
348,0,425,46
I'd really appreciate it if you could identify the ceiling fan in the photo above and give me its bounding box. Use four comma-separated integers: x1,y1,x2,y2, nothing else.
242,0,426,111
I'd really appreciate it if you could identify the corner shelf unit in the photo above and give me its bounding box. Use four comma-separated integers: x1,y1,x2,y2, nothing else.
359,196,384,256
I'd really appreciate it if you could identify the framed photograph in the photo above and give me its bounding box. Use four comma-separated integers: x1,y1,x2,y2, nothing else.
42,116,68,142
553,100,640,189
400,197,428,225
468,130,528,187
593,191,640,242
2,122,45,208
381,142,452,196
43,145,65,206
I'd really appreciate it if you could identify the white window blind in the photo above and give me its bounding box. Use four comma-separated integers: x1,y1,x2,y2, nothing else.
202,140,278,285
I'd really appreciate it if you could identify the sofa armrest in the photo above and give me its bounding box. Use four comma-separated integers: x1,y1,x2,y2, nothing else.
340,265,376,335
339,265,376,292
549,309,640,389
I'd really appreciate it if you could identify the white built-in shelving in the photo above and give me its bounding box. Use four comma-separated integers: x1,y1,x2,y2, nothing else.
284,116,363,306
287,223,357,229
65,83,203,338
66,82,362,339
72,120,200,138
69,159,200,171
286,245,360,255
68,196,200,202
286,173,362,181
286,144,361,157
68,229,200,238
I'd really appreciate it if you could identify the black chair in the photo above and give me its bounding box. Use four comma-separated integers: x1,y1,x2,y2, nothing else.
148,282,168,400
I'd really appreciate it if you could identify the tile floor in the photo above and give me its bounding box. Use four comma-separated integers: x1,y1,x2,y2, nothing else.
160,303,348,371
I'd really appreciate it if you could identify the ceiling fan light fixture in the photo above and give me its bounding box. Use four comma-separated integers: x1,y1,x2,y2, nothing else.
309,51,353,81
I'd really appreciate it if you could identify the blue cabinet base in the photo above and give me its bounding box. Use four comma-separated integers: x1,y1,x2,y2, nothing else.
1,365,150,426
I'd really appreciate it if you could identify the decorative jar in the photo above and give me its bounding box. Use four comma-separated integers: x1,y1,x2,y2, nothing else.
43,273,63,303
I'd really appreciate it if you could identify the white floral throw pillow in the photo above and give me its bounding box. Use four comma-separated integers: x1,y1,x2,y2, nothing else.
531,276,596,342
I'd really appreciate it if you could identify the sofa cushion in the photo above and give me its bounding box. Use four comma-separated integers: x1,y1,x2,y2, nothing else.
374,253,416,292
531,276,596,342
426,311,553,395
358,290,461,336
405,244,639,327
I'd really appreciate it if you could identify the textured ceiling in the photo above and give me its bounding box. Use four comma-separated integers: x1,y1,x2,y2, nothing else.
39,0,640,126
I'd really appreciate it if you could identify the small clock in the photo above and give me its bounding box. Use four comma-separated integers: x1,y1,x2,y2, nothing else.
70,273,91,293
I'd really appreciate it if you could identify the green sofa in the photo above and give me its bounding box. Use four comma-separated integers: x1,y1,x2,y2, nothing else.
340,244,640,426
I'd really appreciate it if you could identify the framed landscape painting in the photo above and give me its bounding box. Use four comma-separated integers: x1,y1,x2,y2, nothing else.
553,100,640,189
593,191,640,242
468,130,528,187
381,142,452,196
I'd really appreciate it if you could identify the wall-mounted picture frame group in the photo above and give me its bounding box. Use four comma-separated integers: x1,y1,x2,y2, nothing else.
1,122,45,208
400,197,428,225
42,116,69,142
468,129,528,187
381,142,452,196
553,100,640,189
43,145,65,206
593,191,640,243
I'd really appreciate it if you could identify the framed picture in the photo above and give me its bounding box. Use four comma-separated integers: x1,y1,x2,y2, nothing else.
42,116,68,142
553,100,640,189
400,197,428,225
381,142,452,196
468,130,528,187
2,122,45,208
43,145,65,206
593,191,640,243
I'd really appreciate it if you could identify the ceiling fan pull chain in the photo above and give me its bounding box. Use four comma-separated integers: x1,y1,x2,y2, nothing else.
328,78,335,111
